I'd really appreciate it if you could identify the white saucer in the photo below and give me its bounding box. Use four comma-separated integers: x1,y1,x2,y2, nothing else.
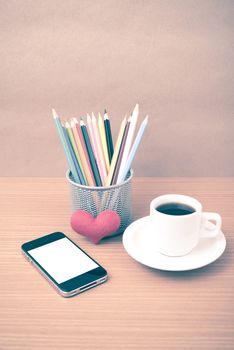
122,216,226,271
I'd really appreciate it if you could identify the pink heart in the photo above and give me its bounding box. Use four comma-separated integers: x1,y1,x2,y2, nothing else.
70,210,121,244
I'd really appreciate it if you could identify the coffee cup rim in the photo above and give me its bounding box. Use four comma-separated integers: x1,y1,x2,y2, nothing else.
150,194,202,217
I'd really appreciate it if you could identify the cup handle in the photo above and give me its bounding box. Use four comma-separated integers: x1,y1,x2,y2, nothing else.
200,212,222,238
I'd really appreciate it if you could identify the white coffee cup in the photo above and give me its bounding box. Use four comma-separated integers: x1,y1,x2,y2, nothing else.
149,194,222,257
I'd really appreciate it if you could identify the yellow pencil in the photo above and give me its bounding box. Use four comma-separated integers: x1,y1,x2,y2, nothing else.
105,116,127,186
98,112,110,172
70,119,95,187
65,121,87,184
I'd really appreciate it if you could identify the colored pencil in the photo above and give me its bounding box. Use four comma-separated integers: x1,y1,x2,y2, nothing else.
62,125,81,182
86,114,105,184
63,125,86,185
92,113,107,182
105,116,127,186
98,112,110,171
116,104,139,184
80,118,102,186
70,119,95,187
104,110,114,163
52,109,80,183
65,121,87,184
53,104,147,188
111,117,131,185
86,114,96,154
117,115,148,184
73,117,95,186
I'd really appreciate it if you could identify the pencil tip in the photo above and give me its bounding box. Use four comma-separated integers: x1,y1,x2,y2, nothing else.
104,110,109,120
133,103,139,113
52,108,58,119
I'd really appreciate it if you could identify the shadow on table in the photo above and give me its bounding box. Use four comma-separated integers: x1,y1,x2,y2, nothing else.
137,245,230,280
101,230,231,280
90,238,228,280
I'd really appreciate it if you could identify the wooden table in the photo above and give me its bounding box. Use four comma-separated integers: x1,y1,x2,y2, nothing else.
1,178,234,350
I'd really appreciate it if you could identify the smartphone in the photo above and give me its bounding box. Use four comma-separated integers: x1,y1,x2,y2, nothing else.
21,232,108,297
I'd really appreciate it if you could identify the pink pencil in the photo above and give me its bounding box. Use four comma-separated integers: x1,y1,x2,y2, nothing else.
86,114,106,184
91,113,107,182
73,117,95,186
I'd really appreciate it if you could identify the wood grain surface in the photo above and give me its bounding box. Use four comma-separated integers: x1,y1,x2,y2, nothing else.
1,178,233,350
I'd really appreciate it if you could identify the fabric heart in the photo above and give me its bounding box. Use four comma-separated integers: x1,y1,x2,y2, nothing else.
70,210,121,244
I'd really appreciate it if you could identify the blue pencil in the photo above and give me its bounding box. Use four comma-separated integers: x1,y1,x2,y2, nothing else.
52,109,80,183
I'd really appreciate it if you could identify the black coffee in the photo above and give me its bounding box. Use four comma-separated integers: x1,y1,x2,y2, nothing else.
156,202,195,216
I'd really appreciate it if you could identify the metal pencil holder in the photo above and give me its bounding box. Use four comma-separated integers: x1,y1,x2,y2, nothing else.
66,170,133,236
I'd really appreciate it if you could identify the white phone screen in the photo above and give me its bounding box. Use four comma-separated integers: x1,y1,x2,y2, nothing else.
28,237,98,284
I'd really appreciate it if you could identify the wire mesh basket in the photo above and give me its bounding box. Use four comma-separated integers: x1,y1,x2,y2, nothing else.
66,170,133,236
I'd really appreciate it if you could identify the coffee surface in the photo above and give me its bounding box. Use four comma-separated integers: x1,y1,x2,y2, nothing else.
156,202,195,216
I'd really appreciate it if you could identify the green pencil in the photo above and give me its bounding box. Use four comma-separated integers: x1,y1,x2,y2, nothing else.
65,121,87,185
104,110,114,163
80,118,102,186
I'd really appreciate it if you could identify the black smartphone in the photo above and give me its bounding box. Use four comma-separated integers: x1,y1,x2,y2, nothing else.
21,232,108,297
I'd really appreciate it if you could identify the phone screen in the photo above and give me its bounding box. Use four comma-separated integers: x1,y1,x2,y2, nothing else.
28,237,98,284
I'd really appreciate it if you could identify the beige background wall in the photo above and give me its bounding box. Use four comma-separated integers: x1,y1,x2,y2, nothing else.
1,0,234,177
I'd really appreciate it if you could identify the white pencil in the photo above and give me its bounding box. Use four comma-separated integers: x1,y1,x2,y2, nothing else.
116,103,139,184
87,113,106,184
91,113,107,182
117,115,148,184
